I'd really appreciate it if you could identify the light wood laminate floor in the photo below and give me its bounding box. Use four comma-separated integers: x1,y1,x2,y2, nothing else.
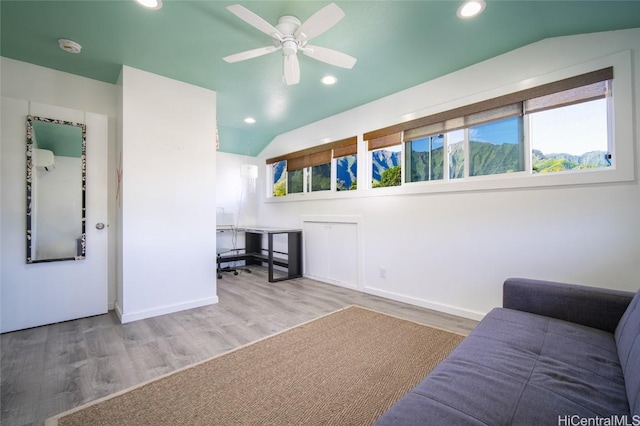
1,268,478,426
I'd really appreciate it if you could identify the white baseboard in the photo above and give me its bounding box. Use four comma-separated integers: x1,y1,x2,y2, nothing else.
303,273,358,290
114,303,124,322
363,286,486,321
117,296,219,324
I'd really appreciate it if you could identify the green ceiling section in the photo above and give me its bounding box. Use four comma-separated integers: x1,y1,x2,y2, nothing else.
2,1,640,156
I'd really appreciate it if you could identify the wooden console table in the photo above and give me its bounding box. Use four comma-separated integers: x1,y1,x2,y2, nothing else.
217,227,302,283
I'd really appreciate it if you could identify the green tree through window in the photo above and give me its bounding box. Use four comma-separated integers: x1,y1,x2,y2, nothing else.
373,166,401,188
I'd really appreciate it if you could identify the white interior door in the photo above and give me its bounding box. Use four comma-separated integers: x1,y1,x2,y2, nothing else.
0,99,109,332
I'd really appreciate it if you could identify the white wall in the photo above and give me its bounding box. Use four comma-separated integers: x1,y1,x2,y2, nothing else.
257,29,640,320
116,66,218,323
1,58,113,331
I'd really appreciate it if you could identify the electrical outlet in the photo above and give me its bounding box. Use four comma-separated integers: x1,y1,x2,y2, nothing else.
379,267,387,279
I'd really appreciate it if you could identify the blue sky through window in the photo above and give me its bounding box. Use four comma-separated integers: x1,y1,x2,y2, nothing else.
470,117,520,145
411,135,444,152
273,160,286,184
530,99,607,155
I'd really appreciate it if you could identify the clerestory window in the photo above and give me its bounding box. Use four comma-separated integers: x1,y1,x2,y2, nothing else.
267,137,357,196
268,66,617,199
365,67,613,185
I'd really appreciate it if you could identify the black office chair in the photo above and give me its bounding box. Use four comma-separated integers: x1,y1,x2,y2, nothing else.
217,249,238,279
217,248,252,279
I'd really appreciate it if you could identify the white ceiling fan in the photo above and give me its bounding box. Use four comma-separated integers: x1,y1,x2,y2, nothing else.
223,3,357,85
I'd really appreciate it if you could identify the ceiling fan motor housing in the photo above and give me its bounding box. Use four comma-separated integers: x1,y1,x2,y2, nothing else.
281,40,298,56
276,15,302,56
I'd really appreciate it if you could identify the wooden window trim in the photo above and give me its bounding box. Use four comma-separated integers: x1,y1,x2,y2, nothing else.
333,143,357,158
524,80,609,115
287,151,332,171
266,136,357,165
367,132,402,151
404,103,523,142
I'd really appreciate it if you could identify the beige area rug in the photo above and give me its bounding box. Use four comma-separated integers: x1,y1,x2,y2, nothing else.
46,306,465,426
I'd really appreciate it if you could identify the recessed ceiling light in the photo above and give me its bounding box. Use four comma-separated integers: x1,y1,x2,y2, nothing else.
321,75,338,85
244,117,256,124
58,39,82,54
134,0,163,10
457,0,486,19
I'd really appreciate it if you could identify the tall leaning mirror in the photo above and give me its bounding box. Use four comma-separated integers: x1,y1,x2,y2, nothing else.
26,115,86,263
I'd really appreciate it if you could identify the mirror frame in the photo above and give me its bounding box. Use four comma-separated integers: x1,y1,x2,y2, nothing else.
26,115,87,264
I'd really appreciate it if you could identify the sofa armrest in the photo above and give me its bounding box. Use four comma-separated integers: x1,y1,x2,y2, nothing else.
503,277,635,333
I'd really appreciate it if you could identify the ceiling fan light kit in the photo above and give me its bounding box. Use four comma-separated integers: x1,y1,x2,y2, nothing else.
223,3,357,85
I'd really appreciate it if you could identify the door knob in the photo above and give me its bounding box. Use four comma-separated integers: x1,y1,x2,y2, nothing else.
96,222,105,230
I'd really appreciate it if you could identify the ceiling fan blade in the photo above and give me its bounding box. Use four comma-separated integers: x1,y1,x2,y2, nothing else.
283,55,300,85
223,45,281,63
294,3,345,42
227,4,282,39
303,45,357,69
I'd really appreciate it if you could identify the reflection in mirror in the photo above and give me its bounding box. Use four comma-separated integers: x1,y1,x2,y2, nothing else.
26,116,86,263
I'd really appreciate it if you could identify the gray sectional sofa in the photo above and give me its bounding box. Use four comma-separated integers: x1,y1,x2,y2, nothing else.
376,278,640,425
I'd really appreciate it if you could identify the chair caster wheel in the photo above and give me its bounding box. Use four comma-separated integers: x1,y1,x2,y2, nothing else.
234,271,238,275
217,274,222,279
247,270,252,273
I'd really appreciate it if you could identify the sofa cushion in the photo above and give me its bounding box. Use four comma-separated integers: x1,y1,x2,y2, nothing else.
615,290,640,416
376,308,629,425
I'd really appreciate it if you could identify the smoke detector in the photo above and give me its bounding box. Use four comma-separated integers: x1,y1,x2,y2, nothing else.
58,39,82,54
